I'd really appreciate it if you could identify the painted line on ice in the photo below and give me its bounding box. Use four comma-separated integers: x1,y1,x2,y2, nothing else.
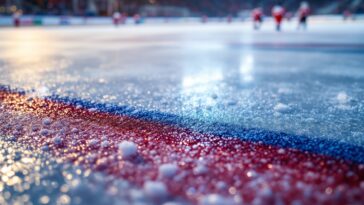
1,88,364,204
48,93,364,164
1,85,363,163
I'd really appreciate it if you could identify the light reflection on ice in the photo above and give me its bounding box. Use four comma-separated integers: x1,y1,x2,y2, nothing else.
239,54,254,83
0,23,363,146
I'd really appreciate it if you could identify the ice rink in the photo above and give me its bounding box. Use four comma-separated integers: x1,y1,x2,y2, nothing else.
0,20,364,204
1,20,363,148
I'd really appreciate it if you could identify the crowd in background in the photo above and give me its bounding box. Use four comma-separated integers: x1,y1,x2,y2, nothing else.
0,0,363,17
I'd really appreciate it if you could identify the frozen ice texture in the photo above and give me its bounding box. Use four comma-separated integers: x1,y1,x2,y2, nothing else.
0,20,364,205
0,21,363,148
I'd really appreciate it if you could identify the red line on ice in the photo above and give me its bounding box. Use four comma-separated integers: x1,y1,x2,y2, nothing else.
0,90,363,204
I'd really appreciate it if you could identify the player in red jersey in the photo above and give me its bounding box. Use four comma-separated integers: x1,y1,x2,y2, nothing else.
201,15,208,23
272,4,285,31
297,1,310,30
252,7,263,30
134,14,142,24
227,15,232,24
112,11,121,26
13,11,22,27
343,9,352,21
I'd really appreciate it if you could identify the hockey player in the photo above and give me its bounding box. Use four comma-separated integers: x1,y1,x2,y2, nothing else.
252,7,263,30
297,1,310,30
272,4,285,31
134,14,142,24
112,11,121,26
13,10,22,27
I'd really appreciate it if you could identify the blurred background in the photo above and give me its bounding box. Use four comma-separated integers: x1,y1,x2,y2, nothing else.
0,0,363,17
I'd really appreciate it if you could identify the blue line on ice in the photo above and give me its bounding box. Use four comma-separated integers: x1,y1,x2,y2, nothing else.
1,85,362,163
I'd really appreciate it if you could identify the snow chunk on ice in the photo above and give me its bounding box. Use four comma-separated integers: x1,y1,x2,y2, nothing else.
118,141,138,159
71,128,79,133
101,140,110,148
143,181,168,199
53,135,63,145
199,194,233,205
194,164,208,175
41,145,49,151
216,181,227,190
88,108,97,112
278,87,292,94
36,86,50,97
336,91,349,104
40,129,50,136
277,148,286,154
163,202,182,205
335,92,351,110
246,170,257,178
42,118,52,126
88,139,99,147
159,164,178,178
273,103,290,113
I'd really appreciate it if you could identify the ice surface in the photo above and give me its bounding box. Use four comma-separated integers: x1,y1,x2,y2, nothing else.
0,20,364,205
0,98,363,204
0,136,187,205
0,21,363,148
